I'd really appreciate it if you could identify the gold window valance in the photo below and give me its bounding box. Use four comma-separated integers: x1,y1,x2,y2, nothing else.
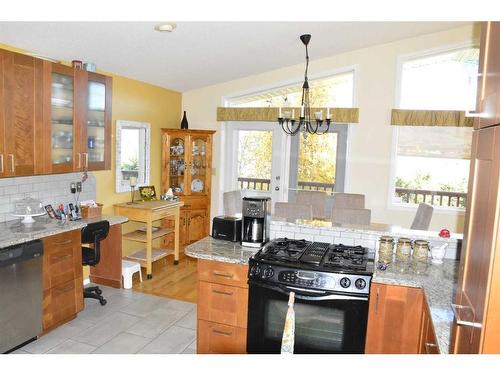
216,107,359,123
391,109,474,127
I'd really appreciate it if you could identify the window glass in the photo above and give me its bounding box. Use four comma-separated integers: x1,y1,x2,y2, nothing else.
237,130,272,191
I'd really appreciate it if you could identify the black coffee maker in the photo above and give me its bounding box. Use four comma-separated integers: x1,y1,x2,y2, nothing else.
241,197,271,248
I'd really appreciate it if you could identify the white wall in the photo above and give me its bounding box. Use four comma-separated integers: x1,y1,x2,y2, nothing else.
182,24,480,234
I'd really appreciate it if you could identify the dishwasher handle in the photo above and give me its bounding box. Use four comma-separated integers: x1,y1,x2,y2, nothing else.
0,240,44,268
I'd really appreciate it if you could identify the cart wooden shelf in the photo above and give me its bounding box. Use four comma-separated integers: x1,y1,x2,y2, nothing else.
114,200,183,279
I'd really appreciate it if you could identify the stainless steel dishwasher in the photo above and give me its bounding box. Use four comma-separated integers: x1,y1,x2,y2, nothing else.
0,240,44,353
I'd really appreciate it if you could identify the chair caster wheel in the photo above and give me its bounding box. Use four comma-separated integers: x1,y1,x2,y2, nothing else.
96,289,102,295
99,298,107,306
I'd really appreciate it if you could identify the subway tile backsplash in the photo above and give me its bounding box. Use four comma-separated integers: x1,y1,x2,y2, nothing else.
0,172,96,223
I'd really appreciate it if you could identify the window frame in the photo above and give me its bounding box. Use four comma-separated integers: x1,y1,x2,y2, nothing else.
388,42,477,213
115,120,151,193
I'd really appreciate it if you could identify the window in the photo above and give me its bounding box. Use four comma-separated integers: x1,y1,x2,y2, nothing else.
393,47,479,208
227,70,354,199
115,120,151,193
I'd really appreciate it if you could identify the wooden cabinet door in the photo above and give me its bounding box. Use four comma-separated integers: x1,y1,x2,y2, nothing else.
197,320,247,354
476,22,500,129
365,283,423,353
188,209,206,244
418,300,439,354
2,50,44,176
0,49,5,177
80,71,112,171
452,126,500,353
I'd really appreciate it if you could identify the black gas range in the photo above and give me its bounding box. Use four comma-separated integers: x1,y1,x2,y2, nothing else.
246,238,374,354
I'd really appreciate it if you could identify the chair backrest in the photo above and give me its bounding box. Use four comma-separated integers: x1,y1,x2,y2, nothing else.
329,208,371,225
332,193,365,209
81,220,110,265
223,190,243,216
274,202,313,221
295,190,328,219
410,203,434,230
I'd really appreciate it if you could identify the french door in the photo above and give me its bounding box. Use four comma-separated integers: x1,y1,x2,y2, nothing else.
226,122,348,211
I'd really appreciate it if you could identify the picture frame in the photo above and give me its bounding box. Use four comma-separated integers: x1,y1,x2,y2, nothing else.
138,185,157,201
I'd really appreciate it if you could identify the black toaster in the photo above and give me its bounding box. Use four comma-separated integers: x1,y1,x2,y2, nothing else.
212,216,242,242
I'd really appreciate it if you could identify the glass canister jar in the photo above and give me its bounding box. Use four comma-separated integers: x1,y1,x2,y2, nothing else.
413,240,429,263
378,236,394,264
396,237,412,263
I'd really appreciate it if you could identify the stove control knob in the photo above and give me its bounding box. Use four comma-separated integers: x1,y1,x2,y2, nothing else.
263,267,274,279
340,277,351,288
355,278,366,290
250,265,261,277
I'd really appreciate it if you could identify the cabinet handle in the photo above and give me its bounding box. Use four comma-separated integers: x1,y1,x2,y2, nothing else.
52,253,72,262
375,288,380,315
0,154,3,173
8,154,14,173
84,153,89,168
212,289,233,296
424,342,438,354
77,153,81,169
212,329,233,337
451,303,483,328
52,239,73,246
212,271,234,279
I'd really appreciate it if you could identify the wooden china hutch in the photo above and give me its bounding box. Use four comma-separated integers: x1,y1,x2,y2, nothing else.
161,129,215,247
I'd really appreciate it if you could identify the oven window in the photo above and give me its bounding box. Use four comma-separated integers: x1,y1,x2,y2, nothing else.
265,298,345,351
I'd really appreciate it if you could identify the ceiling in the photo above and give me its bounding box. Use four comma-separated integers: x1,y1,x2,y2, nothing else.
0,22,471,92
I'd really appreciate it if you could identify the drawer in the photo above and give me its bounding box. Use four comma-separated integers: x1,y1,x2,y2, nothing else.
198,259,248,288
43,279,81,331
197,320,247,354
198,281,248,328
42,230,82,290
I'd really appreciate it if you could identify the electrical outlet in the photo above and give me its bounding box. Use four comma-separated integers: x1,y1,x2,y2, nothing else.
70,182,76,194
76,181,82,192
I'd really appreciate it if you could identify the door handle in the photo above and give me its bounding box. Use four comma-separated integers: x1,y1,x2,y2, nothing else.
451,303,482,328
275,187,280,191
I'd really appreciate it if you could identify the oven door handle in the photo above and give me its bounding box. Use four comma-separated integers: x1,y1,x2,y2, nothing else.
249,280,368,301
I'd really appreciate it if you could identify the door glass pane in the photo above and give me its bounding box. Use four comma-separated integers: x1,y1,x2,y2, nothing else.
237,130,272,191
169,137,185,194
293,132,338,194
51,73,73,165
191,138,208,194
87,81,106,163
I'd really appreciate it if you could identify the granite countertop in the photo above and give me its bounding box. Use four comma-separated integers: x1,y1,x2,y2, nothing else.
373,260,458,354
0,215,129,248
186,235,457,354
185,236,258,265
272,216,463,242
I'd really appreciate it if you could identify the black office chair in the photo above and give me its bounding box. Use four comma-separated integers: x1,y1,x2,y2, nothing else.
81,220,110,306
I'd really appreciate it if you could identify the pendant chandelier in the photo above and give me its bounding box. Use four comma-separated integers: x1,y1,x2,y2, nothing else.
278,34,331,135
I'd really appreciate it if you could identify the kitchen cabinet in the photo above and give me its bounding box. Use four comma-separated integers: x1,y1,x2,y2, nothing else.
0,46,112,178
197,259,248,354
365,283,424,354
41,230,83,333
0,49,45,177
161,129,215,246
475,22,500,129
418,297,439,354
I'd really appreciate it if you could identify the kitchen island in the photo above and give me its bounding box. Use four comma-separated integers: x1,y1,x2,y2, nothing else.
186,236,458,354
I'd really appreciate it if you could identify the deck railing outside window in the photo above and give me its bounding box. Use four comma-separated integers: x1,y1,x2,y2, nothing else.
395,187,467,208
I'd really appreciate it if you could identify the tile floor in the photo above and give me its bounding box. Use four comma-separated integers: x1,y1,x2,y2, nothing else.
12,284,197,354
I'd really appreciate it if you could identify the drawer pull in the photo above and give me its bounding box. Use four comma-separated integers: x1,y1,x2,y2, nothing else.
212,289,233,296
212,271,234,279
52,239,73,246
54,285,74,294
212,329,233,337
52,253,72,262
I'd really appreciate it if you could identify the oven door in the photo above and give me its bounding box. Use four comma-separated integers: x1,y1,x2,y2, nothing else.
247,281,369,354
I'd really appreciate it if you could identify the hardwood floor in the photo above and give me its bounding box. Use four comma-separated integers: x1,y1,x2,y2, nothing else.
131,251,198,303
